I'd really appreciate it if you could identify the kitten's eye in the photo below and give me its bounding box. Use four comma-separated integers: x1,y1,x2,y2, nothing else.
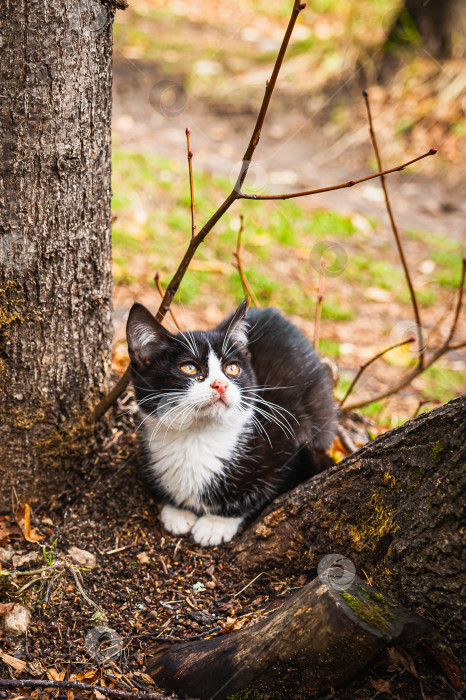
180,363,198,375
225,363,240,376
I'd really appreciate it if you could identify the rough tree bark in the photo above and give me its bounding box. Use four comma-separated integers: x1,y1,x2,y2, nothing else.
232,395,466,663
0,0,114,509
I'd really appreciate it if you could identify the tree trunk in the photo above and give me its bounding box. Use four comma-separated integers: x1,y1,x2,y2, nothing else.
147,574,460,700
386,0,466,58
0,0,114,510
233,395,466,662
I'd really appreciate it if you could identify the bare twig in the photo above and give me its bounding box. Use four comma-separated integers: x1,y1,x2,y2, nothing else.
313,260,327,351
93,1,437,420
154,272,182,330
342,258,465,411
363,89,426,368
339,338,415,409
444,257,466,347
186,128,196,238
0,678,170,700
64,564,103,614
411,398,441,420
233,215,260,307
238,150,436,201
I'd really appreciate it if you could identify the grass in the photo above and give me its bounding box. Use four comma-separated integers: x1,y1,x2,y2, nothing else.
111,149,363,314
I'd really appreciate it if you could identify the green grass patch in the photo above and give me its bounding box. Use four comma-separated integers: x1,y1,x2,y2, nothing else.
319,338,341,359
348,256,403,291
422,364,465,404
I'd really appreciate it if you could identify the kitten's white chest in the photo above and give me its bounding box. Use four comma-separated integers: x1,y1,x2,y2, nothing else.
141,411,250,511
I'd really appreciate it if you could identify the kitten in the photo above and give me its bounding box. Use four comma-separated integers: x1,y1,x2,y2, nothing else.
126,301,337,546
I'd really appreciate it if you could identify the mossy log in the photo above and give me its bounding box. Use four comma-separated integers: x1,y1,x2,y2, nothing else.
146,575,445,700
233,395,466,663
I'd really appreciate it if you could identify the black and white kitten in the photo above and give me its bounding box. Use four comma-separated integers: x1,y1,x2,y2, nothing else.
126,301,337,546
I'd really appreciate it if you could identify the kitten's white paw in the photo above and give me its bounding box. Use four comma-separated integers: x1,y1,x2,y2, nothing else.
161,504,198,536
191,515,242,547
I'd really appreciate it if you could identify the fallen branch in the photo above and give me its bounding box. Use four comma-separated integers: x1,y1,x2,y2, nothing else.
93,0,437,420
146,574,460,700
363,89,426,368
0,678,171,700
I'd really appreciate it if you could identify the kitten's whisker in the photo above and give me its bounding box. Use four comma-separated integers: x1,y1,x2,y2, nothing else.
241,393,298,426
172,332,199,357
242,384,298,392
249,414,272,447
137,394,187,431
241,400,295,439
246,397,298,423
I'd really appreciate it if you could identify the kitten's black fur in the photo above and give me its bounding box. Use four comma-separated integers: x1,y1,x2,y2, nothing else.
127,302,337,524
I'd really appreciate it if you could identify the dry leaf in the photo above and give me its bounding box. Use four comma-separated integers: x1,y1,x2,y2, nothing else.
388,645,419,678
0,650,27,673
16,503,45,543
0,515,21,544
47,668,66,681
0,603,15,615
370,677,392,695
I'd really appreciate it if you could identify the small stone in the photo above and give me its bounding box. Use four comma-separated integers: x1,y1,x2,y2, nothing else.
67,546,97,569
2,604,31,637
206,581,216,589
136,552,150,564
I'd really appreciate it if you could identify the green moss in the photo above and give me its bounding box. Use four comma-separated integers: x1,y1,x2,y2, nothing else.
228,691,264,700
342,585,395,633
432,440,443,464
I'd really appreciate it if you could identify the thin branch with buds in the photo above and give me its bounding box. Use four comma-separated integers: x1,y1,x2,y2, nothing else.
185,128,196,238
239,150,436,201
339,337,415,409
313,260,327,351
233,215,260,308
363,89,426,369
93,0,437,420
341,258,465,411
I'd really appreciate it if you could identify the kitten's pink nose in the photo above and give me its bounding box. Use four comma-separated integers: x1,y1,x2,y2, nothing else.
211,379,228,396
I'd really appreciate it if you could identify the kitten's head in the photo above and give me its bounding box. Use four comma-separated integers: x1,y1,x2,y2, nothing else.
126,301,256,429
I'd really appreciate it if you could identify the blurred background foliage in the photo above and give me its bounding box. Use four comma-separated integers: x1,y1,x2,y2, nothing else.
110,0,465,429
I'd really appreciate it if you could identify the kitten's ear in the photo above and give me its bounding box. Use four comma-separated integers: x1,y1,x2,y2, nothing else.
126,303,168,371
225,299,249,346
